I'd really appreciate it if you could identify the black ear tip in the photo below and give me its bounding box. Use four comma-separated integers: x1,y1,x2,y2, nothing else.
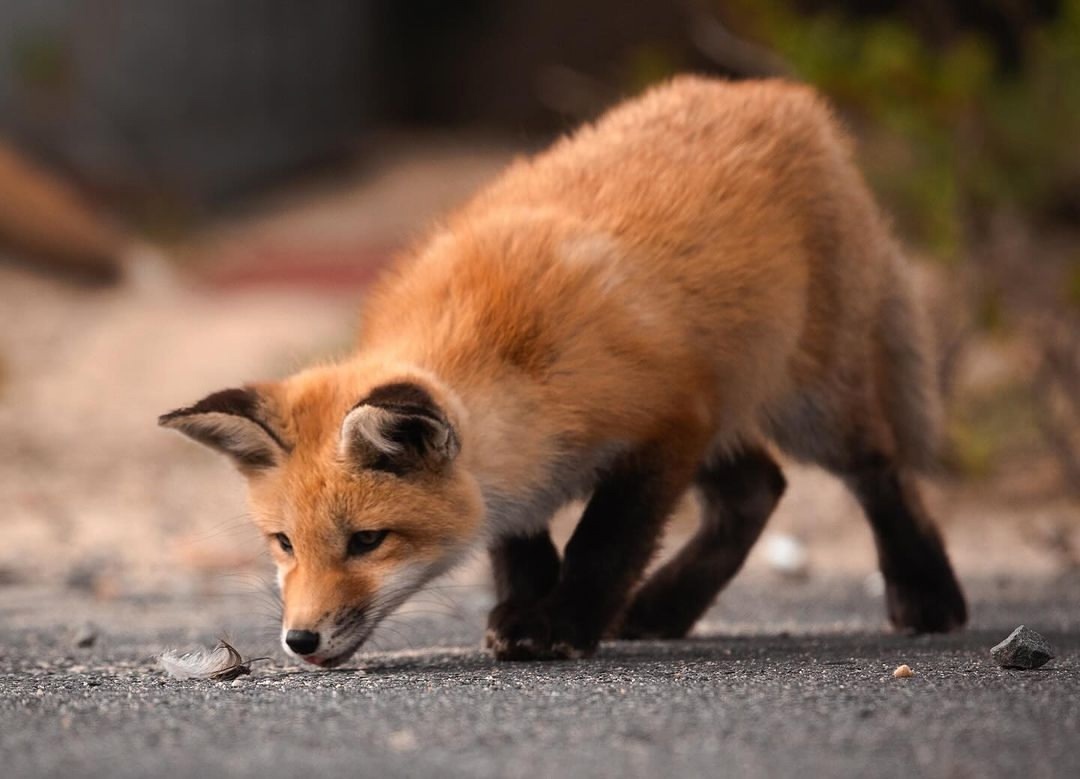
158,409,185,427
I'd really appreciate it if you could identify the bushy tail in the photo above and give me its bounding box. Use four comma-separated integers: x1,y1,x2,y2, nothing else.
876,253,944,471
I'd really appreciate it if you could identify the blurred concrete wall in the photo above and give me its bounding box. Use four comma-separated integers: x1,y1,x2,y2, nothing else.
0,0,719,204
0,0,373,199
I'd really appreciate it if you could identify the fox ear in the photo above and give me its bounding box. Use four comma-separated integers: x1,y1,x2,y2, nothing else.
341,382,459,475
159,387,288,472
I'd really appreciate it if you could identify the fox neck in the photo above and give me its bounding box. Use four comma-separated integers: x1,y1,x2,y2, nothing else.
432,370,580,542
454,376,599,542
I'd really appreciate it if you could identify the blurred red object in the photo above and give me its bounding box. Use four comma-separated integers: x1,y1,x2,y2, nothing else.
199,244,394,293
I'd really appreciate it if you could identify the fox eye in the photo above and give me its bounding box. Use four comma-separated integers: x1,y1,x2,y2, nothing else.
272,533,293,554
347,530,388,557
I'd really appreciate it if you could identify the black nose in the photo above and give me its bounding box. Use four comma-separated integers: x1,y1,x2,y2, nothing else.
285,629,320,655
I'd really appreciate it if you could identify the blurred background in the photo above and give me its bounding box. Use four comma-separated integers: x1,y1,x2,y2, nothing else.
1,0,1078,607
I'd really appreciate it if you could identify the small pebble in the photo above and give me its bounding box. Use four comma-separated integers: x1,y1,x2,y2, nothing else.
863,571,885,597
763,534,809,579
990,625,1054,670
893,664,914,678
387,729,418,752
73,622,98,649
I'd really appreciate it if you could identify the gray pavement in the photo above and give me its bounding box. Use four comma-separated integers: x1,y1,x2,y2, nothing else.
2,574,1078,779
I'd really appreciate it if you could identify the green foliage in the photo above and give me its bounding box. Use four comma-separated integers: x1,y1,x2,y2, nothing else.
946,380,1044,477
1066,256,1080,311
945,414,997,478
975,287,1006,334
728,0,1080,261
11,32,71,93
624,43,686,94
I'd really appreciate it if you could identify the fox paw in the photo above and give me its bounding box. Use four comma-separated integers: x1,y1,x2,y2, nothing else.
485,601,597,661
614,590,696,641
886,576,968,634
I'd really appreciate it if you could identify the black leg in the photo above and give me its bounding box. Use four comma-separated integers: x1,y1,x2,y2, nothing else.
842,455,967,633
485,533,561,650
489,444,694,660
618,448,786,639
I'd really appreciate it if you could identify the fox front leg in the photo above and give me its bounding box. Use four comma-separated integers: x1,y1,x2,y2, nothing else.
485,533,561,653
488,440,697,660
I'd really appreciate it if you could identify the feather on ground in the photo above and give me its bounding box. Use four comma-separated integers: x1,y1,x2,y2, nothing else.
158,639,255,681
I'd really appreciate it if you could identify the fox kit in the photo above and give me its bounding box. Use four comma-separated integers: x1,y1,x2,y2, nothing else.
161,76,966,666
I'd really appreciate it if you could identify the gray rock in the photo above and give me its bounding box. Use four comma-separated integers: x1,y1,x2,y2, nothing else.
73,622,98,649
990,625,1054,669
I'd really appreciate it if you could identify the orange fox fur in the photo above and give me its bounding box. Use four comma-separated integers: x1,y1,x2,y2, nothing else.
162,76,958,666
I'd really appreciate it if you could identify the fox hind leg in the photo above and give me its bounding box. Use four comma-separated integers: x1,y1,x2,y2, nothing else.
777,396,967,633
617,447,786,640
839,452,967,633
845,253,965,631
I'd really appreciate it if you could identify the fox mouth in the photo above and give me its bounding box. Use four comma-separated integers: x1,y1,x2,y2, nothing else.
286,576,427,669
299,631,370,669
305,647,358,668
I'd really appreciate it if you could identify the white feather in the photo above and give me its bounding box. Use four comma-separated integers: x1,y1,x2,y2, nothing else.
158,641,247,680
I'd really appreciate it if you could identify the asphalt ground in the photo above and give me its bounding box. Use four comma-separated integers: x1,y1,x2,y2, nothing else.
2,573,1078,779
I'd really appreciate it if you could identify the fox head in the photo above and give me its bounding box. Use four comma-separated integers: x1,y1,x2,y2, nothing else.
160,365,484,667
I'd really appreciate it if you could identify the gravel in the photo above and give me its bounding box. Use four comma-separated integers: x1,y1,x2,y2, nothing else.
2,575,1078,779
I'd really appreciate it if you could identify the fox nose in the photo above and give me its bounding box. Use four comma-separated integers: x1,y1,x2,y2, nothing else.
285,629,320,655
